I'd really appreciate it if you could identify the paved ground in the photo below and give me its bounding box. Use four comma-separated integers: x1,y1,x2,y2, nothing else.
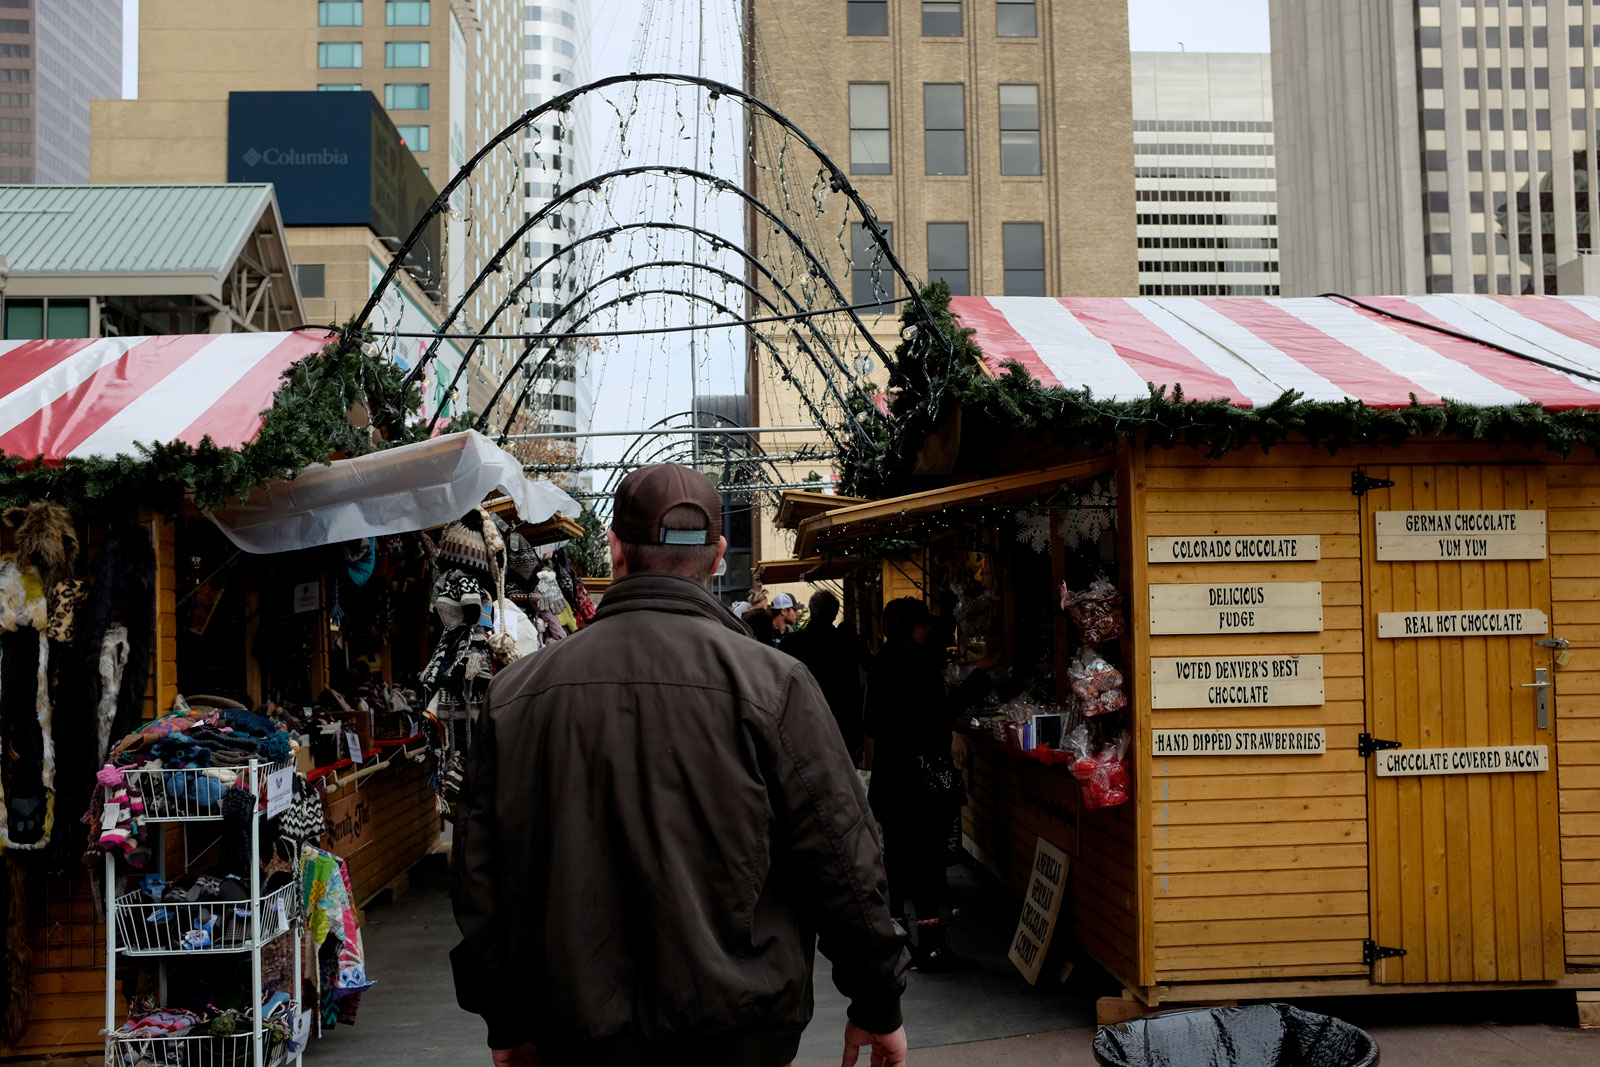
309,853,1597,1066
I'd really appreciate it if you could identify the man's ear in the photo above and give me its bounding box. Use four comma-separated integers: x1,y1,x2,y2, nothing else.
607,530,627,578
709,535,728,580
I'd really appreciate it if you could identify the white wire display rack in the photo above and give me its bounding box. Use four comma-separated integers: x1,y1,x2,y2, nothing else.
104,759,304,1067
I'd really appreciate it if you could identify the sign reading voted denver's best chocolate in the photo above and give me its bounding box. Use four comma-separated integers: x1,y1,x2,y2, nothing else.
1149,654,1324,709
1376,609,1548,639
1147,582,1323,635
1147,535,1321,564
1375,510,1546,561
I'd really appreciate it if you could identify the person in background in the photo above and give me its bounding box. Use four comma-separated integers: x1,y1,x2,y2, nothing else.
730,600,752,622
862,597,991,974
769,592,800,643
452,463,910,1067
782,590,866,763
743,606,778,646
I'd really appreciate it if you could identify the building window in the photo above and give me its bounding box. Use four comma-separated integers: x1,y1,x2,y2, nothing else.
0,18,25,32
395,124,430,151
927,222,970,295
0,44,28,59
999,84,1041,175
386,41,430,67
3,299,41,340
318,42,363,68
387,1,429,25
386,82,430,109
924,84,966,174
2,298,88,340
1003,222,1045,295
847,0,887,35
849,83,891,174
996,0,1036,36
318,1,363,27
923,1,961,35
851,221,895,312
318,83,363,91
297,264,327,300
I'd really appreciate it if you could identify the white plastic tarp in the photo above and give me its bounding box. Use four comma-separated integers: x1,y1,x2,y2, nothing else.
206,430,581,555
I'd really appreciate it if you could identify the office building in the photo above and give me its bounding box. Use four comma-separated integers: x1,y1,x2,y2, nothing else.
90,0,528,424
0,0,122,184
1132,51,1278,297
1272,0,1600,296
747,0,1137,568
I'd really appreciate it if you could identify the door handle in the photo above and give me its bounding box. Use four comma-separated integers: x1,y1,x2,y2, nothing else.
1521,667,1550,730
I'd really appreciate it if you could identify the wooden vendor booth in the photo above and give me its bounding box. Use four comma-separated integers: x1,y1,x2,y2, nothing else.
802,293,1600,1019
0,330,583,1063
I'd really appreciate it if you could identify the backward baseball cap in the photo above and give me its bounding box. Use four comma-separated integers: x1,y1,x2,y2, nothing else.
611,463,724,546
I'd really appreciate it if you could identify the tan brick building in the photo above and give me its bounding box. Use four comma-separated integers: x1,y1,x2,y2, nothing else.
747,0,1137,570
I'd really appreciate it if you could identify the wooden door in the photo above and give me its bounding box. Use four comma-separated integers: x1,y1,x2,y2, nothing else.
1361,465,1565,983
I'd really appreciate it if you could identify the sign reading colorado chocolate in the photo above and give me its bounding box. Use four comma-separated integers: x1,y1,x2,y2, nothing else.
1374,745,1548,777
1152,728,1326,756
1149,654,1324,709
1147,582,1323,635
1375,510,1546,561
1376,609,1548,639
1147,535,1321,564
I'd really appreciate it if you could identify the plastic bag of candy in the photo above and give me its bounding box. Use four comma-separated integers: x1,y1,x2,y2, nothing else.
1067,648,1127,716
1060,577,1126,644
1069,732,1131,808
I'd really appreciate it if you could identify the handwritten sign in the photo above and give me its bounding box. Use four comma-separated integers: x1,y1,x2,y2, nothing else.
1377,609,1548,639
1152,728,1326,756
1147,535,1321,564
1148,583,1323,635
1375,745,1548,777
1008,838,1070,984
1150,655,1324,709
1376,511,1546,561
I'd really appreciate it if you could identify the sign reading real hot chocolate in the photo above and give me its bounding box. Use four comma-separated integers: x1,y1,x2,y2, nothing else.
1147,582,1323,635
1377,609,1548,639
1149,654,1324,709
1375,510,1546,561
1147,535,1321,564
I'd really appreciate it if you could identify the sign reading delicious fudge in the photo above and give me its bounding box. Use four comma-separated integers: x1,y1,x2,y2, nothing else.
1147,582,1323,635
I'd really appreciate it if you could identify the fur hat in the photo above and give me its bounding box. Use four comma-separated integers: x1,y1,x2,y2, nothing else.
3,502,78,588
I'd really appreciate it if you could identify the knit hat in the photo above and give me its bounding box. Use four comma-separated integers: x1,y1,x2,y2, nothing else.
507,532,540,583
436,521,492,579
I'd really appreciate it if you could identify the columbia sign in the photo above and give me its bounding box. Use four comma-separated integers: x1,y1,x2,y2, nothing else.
239,146,349,167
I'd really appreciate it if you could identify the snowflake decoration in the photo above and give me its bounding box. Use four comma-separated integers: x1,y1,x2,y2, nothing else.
1015,508,1053,554
1061,477,1118,551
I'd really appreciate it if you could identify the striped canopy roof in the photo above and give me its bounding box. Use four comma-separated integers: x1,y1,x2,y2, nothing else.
0,330,333,463
948,295,1600,410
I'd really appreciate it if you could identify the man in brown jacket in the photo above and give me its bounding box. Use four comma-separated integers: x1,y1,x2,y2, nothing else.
451,463,910,1067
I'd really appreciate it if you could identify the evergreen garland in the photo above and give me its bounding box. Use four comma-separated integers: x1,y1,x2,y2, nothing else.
0,324,428,514
841,284,1600,498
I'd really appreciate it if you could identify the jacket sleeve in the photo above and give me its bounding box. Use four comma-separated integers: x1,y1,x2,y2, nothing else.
450,680,531,1050
771,664,910,1034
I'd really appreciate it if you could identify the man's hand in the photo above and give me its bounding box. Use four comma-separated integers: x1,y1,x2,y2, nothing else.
842,1021,908,1066
490,1043,541,1066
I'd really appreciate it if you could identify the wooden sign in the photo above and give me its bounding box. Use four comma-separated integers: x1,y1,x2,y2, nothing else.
1377,609,1548,639
322,789,371,853
1148,582,1323,635
1375,510,1546,560
1008,838,1069,985
1152,728,1326,756
1150,654,1324,709
1147,535,1321,564
1375,745,1548,777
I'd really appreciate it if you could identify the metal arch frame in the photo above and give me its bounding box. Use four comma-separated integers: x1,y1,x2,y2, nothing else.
400,163,898,416
588,410,820,509
357,73,947,392
496,287,849,454
477,258,871,445
446,219,869,420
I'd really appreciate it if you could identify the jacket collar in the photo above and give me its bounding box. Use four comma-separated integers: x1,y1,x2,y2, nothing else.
592,573,748,636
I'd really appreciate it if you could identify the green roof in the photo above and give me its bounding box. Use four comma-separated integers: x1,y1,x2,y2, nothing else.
0,183,278,278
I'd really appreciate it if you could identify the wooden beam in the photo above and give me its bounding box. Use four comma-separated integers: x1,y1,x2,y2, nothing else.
754,556,862,584
774,490,869,531
794,455,1115,558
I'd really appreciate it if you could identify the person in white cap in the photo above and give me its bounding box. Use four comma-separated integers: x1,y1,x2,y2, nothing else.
770,591,800,643
730,600,752,620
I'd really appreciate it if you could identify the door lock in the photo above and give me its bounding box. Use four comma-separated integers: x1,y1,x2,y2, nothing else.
1535,636,1573,666
1521,667,1551,730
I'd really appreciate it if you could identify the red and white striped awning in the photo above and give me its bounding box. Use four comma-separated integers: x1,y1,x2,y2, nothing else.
949,295,1600,410
0,330,334,463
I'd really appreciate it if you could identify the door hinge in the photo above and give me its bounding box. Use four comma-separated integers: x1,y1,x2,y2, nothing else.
1358,733,1403,758
1351,469,1396,496
1363,939,1407,968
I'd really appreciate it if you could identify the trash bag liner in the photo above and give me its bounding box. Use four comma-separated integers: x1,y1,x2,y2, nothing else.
1093,1003,1379,1067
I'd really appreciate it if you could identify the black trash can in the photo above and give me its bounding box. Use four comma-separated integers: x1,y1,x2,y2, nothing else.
1093,1003,1379,1067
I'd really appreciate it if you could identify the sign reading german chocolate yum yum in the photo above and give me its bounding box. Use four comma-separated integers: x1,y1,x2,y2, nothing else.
1148,582,1323,635
1375,510,1546,560
1376,609,1548,639
1147,535,1321,564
